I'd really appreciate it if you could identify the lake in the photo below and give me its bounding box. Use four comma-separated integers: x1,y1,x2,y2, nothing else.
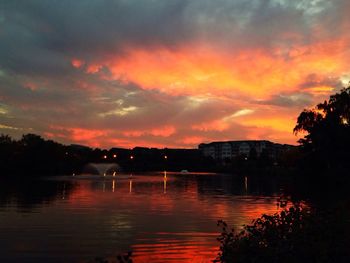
0,172,291,263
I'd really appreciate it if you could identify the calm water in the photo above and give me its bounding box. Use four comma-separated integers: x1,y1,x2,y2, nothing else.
0,172,290,263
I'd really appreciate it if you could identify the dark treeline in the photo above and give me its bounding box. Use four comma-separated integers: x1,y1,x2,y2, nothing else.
0,133,216,177
0,134,94,176
0,132,297,178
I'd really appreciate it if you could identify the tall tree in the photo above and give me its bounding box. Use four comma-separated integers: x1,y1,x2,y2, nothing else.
294,86,350,169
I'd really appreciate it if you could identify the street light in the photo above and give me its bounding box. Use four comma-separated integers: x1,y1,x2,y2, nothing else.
113,154,117,158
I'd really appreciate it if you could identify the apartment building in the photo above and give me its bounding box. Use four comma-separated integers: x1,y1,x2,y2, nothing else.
198,140,294,161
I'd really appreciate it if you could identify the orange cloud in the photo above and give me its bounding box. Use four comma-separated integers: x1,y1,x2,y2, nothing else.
50,37,350,148
191,120,229,132
47,126,110,147
243,117,295,133
99,39,347,99
69,128,107,142
180,136,206,145
307,86,335,95
123,126,176,138
150,126,175,137
71,58,84,68
123,130,145,137
86,64,102,74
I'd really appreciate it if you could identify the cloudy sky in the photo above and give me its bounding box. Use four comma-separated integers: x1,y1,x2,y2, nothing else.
0,0,349,148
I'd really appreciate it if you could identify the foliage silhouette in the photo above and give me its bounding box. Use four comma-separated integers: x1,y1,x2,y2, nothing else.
0,133,93,176
93,251,132,263
294,86,350,171
215,203,349,263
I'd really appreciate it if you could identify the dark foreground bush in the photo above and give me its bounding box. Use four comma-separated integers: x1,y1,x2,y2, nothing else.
93,252,132,263
215,203,349,263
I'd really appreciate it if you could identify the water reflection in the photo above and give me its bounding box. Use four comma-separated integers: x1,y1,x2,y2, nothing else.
164,176,167,194
62,183,66,200
131,232,217,263
0,179,75,211
0,173,292,263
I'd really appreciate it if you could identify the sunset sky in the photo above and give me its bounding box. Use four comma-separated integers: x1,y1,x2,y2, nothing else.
1,0,350,148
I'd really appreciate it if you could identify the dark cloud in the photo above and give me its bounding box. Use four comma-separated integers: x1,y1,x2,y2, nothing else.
253,92,313,108
299,73,344,91
252,72,346,108
0,0,192,75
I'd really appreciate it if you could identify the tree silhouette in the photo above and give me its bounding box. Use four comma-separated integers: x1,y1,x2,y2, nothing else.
294,86,350,170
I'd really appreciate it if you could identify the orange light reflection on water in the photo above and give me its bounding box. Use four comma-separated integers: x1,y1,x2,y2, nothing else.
65,174,287,262
131,234,218,263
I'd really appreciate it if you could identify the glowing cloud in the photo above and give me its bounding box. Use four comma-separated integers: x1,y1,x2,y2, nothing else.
1,0,350,148
71,58,84,68
100,106,138,117
101,39,347,99
0,124,19,130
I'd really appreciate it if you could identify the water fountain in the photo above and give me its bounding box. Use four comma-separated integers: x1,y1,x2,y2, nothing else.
82,163,121,176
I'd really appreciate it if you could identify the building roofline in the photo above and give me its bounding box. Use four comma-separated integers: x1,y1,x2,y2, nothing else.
199,140,296,147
